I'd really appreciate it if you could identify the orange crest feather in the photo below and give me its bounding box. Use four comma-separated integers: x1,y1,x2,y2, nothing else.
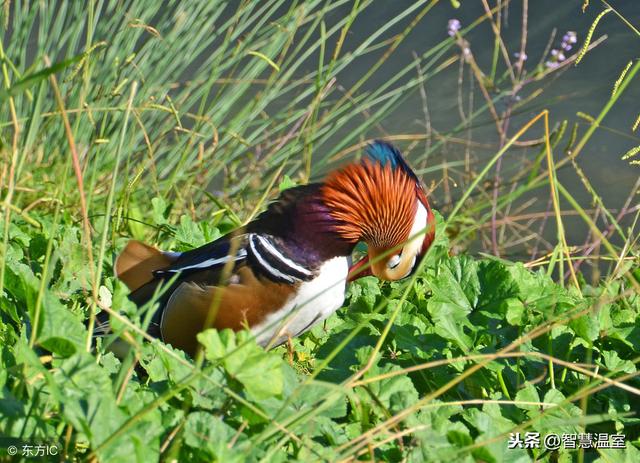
321,160,417,247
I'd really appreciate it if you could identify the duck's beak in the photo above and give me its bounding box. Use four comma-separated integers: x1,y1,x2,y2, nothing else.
348,255,372,282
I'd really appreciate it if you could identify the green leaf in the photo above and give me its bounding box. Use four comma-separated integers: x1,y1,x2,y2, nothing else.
36,292,85,356
347,276,381,312
506,263,554,303
140,342,193,384
601,351,636,374
504,298,526,325
175,215,206,248
54,353,162,463
569,310,599,342
184,411,245,462
476,260,520,312
3,262,39,322
126,204,147,239
356,356,419,414
595,444,640,463
427,256,483,350
463,403,530,463
432,255,480,311
514,382,540,411
278,174,297,191
428,298,475,351
151,197,168,226
51,226,91,295
537,389,582,436
198,329,284,401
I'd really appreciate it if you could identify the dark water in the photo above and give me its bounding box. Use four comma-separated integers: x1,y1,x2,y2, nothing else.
326,1,640,257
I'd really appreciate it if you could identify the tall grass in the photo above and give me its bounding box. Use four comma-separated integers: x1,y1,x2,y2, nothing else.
1,1,639,461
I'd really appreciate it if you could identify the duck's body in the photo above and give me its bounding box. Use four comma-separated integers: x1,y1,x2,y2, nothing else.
114,184,354,354
98,141,436,356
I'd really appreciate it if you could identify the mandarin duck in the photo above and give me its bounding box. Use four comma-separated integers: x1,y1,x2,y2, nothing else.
97,141,435,356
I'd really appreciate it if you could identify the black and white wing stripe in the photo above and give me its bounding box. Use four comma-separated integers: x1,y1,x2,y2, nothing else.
155,249,247,275
153,238,246,278
246,233,314,284
149,233,314,285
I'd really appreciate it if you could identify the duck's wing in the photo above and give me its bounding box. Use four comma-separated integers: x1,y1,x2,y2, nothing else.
109,230,316,340
113,232,246,312
159,265,296,355
102,234,246,339
153,231,321,354
153,236,246,279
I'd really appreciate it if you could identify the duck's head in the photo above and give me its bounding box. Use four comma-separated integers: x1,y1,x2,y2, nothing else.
321,140,435,281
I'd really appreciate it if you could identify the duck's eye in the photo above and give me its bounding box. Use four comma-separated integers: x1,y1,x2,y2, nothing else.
387,254,401,269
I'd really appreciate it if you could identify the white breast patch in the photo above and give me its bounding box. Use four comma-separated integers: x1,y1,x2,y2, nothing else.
251,256,349,347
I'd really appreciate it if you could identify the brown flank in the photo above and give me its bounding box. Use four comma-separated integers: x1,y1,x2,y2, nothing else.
160,265,296,355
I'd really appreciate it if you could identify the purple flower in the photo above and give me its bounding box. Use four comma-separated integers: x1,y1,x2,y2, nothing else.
448,19,461,37
545,31,577,70
560,31,577,52
514,52,528,61
563,31,577,44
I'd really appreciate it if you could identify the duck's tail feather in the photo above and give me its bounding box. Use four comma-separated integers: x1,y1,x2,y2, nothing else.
115,240,175,292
